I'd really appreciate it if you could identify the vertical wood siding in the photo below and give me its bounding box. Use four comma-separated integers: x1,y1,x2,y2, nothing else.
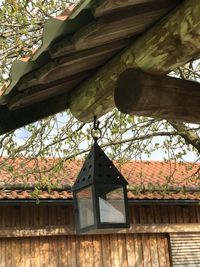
0,233,170,267
0,205,199,267
0,205,199,228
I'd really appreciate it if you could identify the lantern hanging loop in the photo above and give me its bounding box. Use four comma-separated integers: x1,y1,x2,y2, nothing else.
91,115,102,142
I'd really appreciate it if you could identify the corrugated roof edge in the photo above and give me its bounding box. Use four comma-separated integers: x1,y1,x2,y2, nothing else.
0,0,93,105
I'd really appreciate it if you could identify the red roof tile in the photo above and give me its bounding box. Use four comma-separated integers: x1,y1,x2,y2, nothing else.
0,159,199,201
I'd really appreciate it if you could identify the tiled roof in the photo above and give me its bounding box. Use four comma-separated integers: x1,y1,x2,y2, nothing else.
121,161,200,186
0,160,199,201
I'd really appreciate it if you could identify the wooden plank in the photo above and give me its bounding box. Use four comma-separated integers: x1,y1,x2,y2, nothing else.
79,235,86,267
101,235,112,267
157,234,168,267
69,236,77,267
49,38,75,59
126,234,136,267
168,206,176,224
189,206,198,223
59,236,67,267
93,0,154,17
34,207,41,267
131,206,140,224
30,237,35,267
39,41,128,84
141,234,151,267
0,223,200,238
175,206,183,223
75,236,80,267
134,234,143,267
92,0,180,17
17,40,129,91
115,69,200,123
110,234,120,267
195,206,200,222
0,93,69,135
8,71,91,110
5,239,12,267
73,2,175,50
69,0,200,122
117,235,128,267
182,207,190,223
139,206,148,224
164,235,171,267
93,235,102,267
149,234,159,267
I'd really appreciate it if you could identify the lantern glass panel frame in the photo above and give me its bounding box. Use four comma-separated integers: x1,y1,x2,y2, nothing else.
75,186,95,230
74,183,129,234
96,184,127,224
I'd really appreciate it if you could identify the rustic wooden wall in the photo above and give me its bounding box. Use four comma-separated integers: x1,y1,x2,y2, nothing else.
0,204,199,227
0,233,170,267
0,204,199,267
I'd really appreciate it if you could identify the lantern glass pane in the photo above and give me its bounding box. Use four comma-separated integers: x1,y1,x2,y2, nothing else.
98,186,126,223
76,187,94,229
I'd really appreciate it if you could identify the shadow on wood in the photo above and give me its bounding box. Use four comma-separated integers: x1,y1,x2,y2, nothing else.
114,69,200,124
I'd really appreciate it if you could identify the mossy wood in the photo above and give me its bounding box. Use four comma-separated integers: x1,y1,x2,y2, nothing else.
114,69,200,124
69,0,200,122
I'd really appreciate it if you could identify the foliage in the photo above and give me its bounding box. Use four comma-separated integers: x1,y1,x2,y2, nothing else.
0,0,199,188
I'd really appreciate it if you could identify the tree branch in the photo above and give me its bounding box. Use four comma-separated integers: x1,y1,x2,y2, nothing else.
169,121,200,154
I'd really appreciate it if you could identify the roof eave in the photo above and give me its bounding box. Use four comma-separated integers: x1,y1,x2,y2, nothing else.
0,198,199,206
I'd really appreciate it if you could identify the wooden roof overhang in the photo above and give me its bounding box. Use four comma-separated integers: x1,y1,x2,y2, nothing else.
1,0,200,134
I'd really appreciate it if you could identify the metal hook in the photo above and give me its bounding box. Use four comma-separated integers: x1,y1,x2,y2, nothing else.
91,116,102,142
93,115,100,130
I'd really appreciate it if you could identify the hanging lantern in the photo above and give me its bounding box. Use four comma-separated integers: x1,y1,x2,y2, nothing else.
72,117,130,234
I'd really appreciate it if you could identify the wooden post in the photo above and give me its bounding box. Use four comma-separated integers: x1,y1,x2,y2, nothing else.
114,69,200,123
69,0,200,122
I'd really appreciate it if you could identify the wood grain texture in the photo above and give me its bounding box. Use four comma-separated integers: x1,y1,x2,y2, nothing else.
0,223,200,238
115,69,200,123
69,0,200,122
0,233,171,267
73,2,172,50
0,205,198,266
17,40,128,91
92,0,180,17
8,72,90,110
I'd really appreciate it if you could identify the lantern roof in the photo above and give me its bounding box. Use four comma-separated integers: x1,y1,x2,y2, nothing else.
72,141,128,191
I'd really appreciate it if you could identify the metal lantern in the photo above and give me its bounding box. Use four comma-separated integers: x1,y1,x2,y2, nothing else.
72,118,129,234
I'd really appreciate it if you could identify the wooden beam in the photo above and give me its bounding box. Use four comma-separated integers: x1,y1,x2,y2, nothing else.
17,40,128,91
114,69,200,123
1,223,200,237
0,225,74,238
73,1,176,51
92,0,179,18
0,94,68,135
8,72,91,110
69,0,200,122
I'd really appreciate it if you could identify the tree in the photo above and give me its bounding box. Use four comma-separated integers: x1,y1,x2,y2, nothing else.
0,0,199,190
